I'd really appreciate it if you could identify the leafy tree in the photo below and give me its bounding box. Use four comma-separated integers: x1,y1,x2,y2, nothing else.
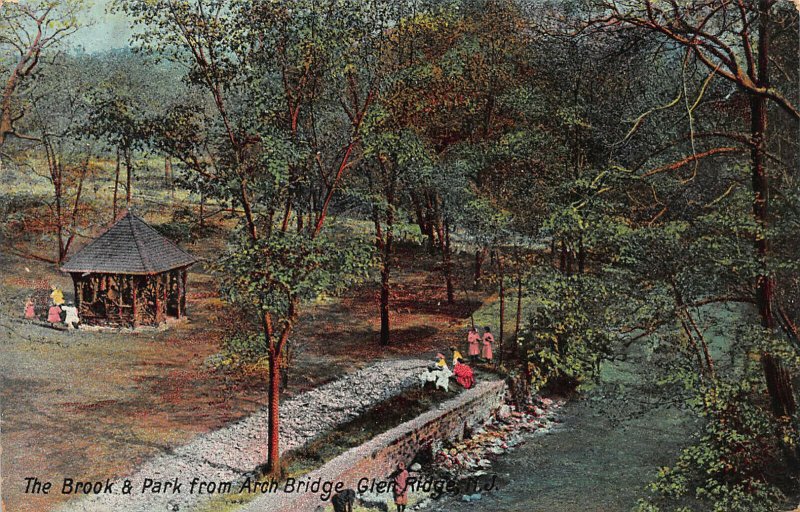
116,0,408,474
2,53,100,263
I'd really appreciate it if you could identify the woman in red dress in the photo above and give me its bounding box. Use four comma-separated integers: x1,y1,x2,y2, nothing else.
454,358,475,389
24,298,36,319
47,304,62,324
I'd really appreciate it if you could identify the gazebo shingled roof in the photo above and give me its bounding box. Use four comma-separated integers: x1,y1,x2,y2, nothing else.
60,212,197,275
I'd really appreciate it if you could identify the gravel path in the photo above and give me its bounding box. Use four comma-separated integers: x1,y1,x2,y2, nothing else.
58,359,429,512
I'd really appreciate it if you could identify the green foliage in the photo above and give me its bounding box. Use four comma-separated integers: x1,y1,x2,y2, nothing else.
524,271,617,390
216,227,376,323
152,220,193,244
636,383,790,512
222,332,267,364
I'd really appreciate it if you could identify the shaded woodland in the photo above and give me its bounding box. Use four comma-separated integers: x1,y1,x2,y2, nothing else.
1,0,799,510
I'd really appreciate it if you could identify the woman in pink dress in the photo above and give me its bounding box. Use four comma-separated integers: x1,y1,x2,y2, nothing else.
467,327,481,363
47,304,62,324
24,298,36,319
482,326,494,362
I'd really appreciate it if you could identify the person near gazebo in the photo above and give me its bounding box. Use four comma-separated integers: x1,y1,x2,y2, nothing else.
47,303,62,325
24,297,35,319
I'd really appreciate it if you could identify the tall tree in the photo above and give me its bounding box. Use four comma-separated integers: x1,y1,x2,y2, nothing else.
118,0,401,474
594,0,800,423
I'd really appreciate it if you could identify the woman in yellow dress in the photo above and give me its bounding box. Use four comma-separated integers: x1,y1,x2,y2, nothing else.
450,346,463,367
50,286,64,306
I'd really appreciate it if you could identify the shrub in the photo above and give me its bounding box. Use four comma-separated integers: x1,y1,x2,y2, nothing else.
636,383,791,512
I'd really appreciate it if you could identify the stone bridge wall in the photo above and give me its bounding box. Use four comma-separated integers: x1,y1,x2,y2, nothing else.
241,379,506,512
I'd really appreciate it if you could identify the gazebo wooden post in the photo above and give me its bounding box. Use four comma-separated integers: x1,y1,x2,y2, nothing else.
175,270,182,318
162,274,167,322
132,276,139,328
116,276,123,322
72,274,80,311
153,275,161,323
181,269,187,317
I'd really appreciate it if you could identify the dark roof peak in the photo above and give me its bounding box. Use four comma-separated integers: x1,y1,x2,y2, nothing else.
60,211,197,275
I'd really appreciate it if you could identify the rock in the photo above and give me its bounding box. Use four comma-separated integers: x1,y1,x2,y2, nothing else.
410,463,422,472
496,404,512,420
462,495,472,502
471,493,482,501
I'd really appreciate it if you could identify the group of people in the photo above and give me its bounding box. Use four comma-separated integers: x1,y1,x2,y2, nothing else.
24,286,80,329
467,325,495,363
420,325,497,392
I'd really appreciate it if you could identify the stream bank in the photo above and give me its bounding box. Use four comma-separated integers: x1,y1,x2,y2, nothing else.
426,392,696,512
422,345,701,512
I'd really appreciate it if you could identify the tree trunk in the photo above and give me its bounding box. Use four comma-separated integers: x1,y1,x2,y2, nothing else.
425,192,438,253
199,191,206,229
411,192,431,248
54,164,64,263
124,147,133,207
442,218,455,304
378,211,394,346
164,156,172,187
566,246,573,275
372,171,395,346
474,247,487,291
498,251,505,367
749,0,796,421
380,266,390,346
751,94,796,417
0,70,19,146
267,349,281,475
514,271,523,358
113,147,121,220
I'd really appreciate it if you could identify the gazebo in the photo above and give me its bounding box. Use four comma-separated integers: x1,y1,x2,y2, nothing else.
60,212,197,327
